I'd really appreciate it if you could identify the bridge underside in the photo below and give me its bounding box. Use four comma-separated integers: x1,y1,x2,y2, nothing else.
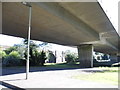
2,2,119,67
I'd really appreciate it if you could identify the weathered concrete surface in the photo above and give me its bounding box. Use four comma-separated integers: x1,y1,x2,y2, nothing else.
110,54,118,63
2,2,119,55
0,67,118,88
78,44,93,68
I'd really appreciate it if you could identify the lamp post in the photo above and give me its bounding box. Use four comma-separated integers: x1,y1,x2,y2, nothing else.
22,2,32,80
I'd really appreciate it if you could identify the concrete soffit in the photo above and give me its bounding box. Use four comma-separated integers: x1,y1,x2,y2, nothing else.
33,2,118,51
33,2,99,39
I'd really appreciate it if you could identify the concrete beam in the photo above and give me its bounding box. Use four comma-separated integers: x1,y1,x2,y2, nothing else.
34,2,118,53
34,2,99,39
80,32,118,51
77,44,93,68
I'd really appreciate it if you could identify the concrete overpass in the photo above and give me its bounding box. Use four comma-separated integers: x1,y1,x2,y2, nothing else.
2,2,119,68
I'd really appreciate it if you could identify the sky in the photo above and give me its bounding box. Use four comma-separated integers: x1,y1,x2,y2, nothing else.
98,0,119,33
0,0,119,52
0,34,77,52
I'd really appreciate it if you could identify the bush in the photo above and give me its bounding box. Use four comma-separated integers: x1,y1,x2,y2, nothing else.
9,51,21,58
0,50,7,58
3,51,21,66
48,51,56,63
4,46,17,55
65,53,78,64
0,51,7,64
24,50,47,66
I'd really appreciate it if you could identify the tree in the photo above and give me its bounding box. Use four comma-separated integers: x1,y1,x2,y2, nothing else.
48,51,56,63
2,39,48,66
39,50,47,66
0,49,7,59
4,46,17,55
23,39,38,61
23,39,47,66
0,48,7,64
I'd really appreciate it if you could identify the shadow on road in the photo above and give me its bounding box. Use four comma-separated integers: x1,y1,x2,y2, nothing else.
2,65,81,76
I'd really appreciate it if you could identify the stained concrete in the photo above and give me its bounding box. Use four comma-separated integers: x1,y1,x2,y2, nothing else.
78,44,93,68
2,2,119,55
110,55,118,63
0,67,118,88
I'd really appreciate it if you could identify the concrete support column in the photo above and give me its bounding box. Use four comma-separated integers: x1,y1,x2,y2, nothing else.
110,54,118,63
77,44,93,68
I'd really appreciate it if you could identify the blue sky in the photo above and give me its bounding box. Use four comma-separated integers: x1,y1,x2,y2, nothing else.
0,0,119,52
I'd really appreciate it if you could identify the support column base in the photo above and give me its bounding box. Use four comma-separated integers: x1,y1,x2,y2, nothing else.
78,44,93,68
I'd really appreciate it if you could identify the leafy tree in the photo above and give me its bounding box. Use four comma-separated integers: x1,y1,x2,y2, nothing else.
3,51,21,66
9,51,21,59
2,39,48,66
14,44,25,59
4,44,25,58
23,39,47,66
65,52,78,64
39,42,48,47
0,49,7,59
48,51,56,63
39,50,47,66
0,49,7,64
23,39,38,61
39,42,52,50
32,50,41,65
4,46,17,55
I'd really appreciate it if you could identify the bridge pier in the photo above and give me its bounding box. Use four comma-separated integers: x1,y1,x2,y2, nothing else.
77,44,93,68
110,54,118,63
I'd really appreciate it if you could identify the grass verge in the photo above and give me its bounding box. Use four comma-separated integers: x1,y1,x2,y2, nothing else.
72,67,119,85
44,62,80,68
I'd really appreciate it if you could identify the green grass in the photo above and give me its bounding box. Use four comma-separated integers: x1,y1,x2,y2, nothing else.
98,67,119,72
72,67,119,85
44,62,80,68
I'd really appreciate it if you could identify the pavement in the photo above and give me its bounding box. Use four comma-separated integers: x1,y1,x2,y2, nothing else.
0,67,118,89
